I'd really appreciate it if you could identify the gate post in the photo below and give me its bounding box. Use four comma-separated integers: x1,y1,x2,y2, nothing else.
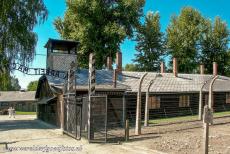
88,53,96,141
59,94,64,134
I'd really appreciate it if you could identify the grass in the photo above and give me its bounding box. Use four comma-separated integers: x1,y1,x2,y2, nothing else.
214,110,230,117
15,111,36,115
147,110,230,125
148,115,197,125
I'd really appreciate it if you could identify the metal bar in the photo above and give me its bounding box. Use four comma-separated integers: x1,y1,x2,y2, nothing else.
125,119,129,142
105,95,108,143
122,93,126,127
75,102,78,139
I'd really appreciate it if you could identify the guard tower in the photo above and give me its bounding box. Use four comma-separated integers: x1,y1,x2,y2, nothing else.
44,38,79,71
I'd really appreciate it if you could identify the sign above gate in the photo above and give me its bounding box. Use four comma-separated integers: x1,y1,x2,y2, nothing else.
10,62,68,79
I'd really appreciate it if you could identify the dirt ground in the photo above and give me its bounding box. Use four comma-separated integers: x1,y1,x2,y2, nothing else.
0,115,230,154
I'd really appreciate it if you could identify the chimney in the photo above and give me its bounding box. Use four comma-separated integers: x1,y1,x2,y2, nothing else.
107,56,112,70
113,69,117,88
200,64,204,75
173,58,178,77
160,61,165,75
213,62,218,76
116,51,122,73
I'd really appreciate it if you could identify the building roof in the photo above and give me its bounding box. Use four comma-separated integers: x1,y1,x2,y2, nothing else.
0,91,37,102
46,69,128,91
43,69,230,93
44,38,79,51
122,72,230,93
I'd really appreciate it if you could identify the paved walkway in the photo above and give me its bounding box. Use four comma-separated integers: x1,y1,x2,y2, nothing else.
0,115,163,154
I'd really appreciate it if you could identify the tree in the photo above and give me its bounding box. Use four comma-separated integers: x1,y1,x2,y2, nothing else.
54,0,145,68
199,17,229,75
0,0,48,90
10,76,21,91
124,63,139,71
133,11,165,71
166,7,205,73
27,81,38,91
225,49,230,76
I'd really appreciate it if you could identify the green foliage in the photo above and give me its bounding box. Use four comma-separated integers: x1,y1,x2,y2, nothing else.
199,17,229,75
167,7,205,73
0,0,47,90
0,73,21,91
54,0,145,68
124,63,139,71
10,76,21,91
27,81,38,91
0,72,11,91
133,11,165,71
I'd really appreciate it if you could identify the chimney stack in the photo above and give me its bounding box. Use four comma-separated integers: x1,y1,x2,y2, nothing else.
160,61,165,75
213,62,218,76
113,69,117,88
107,56,112,70
116,51,122,73
200,64,204,75
173,58,178,77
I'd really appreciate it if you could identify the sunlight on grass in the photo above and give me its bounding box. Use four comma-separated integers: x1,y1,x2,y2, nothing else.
147,111,230,125
16,111,36,115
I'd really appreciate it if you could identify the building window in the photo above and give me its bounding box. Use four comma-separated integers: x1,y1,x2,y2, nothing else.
149,96,160,109
205,94,209,105
179,95,190,107
226,93,230,104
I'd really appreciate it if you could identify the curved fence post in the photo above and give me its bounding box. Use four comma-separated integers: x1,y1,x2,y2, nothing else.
203,75,218,154
135,72,148,135
198,77,213,120
144,74,160,127
208,75,218,109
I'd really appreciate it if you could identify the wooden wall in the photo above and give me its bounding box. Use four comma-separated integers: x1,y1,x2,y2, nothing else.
125,92,230,122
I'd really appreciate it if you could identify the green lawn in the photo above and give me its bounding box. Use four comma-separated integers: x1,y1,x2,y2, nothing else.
15,111,36,115
147,111,230,125
214,110,230,117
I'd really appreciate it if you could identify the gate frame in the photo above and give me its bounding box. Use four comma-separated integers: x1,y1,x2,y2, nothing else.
63,93,82,140
89,95,108,143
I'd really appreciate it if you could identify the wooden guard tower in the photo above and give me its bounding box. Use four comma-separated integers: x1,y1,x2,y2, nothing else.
44,38,79,71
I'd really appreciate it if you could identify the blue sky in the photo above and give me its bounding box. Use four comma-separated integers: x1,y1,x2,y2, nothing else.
13,0,230,89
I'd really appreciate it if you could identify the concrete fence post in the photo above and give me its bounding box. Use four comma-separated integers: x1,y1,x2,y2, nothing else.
203,75,218,154
135,73,147,135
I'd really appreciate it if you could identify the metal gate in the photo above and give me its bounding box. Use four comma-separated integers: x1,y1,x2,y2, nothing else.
89,95,107,142
88,94,125,143
63,93,82,140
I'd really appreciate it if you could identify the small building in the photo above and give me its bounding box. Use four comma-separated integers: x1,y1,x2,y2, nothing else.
0,91,37,114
